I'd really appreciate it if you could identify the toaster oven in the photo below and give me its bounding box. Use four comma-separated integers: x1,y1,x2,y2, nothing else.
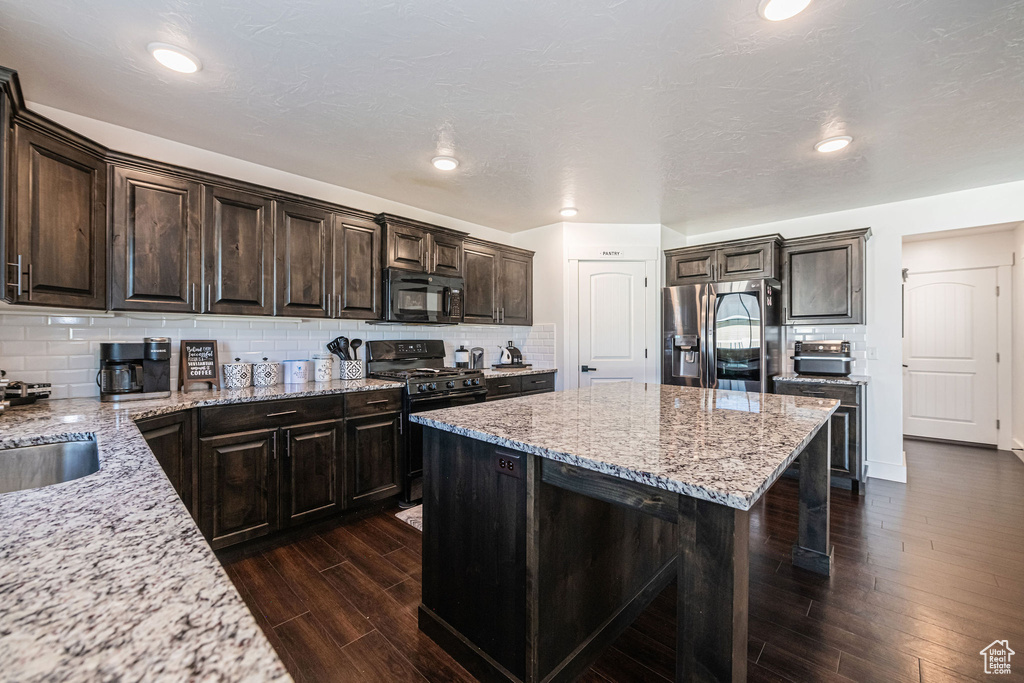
792,340,853,376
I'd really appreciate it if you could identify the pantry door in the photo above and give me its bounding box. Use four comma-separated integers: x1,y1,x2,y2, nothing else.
578,261,648,388
902,268,999,445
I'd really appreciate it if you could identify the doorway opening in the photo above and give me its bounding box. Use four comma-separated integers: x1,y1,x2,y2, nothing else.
901,222,1019,453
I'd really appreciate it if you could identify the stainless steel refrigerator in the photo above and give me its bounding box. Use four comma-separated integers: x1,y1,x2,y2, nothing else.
662,279,782,392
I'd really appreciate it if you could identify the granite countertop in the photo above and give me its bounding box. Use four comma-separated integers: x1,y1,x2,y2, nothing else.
0,378,402,681
411,382,836,511
774,374,870,386
481,367,557,378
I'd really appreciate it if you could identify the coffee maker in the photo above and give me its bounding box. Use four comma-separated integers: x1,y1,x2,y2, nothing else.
97,338,172,402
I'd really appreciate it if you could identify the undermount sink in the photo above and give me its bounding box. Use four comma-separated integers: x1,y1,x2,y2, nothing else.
0,440,100,494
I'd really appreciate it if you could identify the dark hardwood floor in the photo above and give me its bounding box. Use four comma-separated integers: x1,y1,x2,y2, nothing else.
218,439,1024,682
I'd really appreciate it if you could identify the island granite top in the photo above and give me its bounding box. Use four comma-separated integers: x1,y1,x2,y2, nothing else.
0,378,401,682
411,382,837,511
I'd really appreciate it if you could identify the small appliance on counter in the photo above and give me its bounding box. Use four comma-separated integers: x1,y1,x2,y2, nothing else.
491,341,530,370
792,340,853,377
470,347,485,369
0,368,51,407
454,345,470,368
97,338,171,402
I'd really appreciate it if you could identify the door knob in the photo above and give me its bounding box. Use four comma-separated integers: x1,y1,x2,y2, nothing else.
581,365,598,372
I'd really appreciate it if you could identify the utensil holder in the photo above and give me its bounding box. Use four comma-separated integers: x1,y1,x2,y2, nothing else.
340,360,363,380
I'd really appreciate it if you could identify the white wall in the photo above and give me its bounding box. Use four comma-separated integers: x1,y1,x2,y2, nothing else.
30,102,512,244
515,223,566,388
902,230,1015,272
1015,224,1024,450
680,179,1024,482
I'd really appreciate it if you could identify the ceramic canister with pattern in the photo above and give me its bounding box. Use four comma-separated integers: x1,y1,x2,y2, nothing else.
222,359,253,389
253,358,280,386
313,353,333,382
341,360,363,380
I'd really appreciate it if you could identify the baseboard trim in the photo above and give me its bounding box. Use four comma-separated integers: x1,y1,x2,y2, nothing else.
904,435,997,450
1013,437,1024,451
865,456,907,484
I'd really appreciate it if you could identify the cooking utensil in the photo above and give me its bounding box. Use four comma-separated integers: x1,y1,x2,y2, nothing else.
349,338,362,360
327,336,350,363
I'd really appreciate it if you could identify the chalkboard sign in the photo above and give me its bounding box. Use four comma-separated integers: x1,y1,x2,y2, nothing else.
179,340,220,393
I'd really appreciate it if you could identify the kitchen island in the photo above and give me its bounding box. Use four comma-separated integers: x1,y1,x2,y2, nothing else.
411,382,837,683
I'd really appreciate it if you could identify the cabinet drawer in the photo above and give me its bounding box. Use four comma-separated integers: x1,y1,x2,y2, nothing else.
520,373,555,395
775,381,858,406
486,375,522,399
199,396,346,437
345,389,403,417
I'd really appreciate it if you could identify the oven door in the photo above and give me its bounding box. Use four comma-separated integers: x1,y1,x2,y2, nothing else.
385,271,464,323
403,390,486,503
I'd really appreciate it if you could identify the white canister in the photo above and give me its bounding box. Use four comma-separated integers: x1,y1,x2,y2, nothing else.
281,359,311,384
313,353,333,382
253,358,281,387
222,358,253,389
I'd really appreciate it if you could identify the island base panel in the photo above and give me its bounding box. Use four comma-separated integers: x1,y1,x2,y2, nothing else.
792,423,834,576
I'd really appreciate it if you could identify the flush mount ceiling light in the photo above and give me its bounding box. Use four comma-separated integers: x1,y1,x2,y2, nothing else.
147,43,201,73
559,207,578,218
431,156,459,171
814,135,853,153
757,0,812,21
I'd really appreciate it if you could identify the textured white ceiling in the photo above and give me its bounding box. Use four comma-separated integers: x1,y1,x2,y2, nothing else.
1,0,1023,233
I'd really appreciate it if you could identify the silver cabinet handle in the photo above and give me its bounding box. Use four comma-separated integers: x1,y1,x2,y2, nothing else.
191,283,198,312
206,284,213,312
497,384,512,389
267,409,298,417
26,263,33,301
271,438,277,461
5,254,24,297
284,430,291,458
501,307,505,323
337,294,342,317
365,399,389,406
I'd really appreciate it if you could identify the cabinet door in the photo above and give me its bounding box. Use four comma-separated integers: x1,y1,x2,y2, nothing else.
463,241,500,324
430,232,464,277
203,185,274,316
666,248,715,285
498,250,533,326
346,412,401,507
11,124,106,309
282,419,344,526
716,240,777,281
276,201,329,318
830,406,858,476
110,167,201,312
386,222,430,272
783,237,865,325
520,373,555,395
198,428,279,549
331,215,381,319
137,411,195,515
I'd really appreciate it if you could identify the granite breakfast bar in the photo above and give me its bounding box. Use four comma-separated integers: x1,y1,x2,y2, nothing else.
411,382,839,683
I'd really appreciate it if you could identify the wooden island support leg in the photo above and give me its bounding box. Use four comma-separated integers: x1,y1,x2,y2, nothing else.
676,496,749,683
791,422,834,576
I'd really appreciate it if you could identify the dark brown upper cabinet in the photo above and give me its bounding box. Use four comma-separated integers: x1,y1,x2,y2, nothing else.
498,247,533,326
203,185,275,316
665,236,780,286
110,167,201,313
462,239,501,323
377,213,466,276
275,200,329,318
330,213,381,320
8,121,107,309
782,228,870,325
430,231,464,277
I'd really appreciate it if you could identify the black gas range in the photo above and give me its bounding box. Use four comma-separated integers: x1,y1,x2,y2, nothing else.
366,340,487,506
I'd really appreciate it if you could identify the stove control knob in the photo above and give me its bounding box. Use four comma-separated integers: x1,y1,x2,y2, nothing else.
446,381,455,389
463,379,472,386
472,378,481,386
418,384,428,393
429,383,437,391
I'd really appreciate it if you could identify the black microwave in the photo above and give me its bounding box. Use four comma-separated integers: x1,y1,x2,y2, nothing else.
383,269,464,324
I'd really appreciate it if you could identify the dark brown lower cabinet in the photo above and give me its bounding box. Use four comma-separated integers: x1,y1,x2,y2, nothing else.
281,419,344,526
199,428,279,550
346,412,402,507
136,410,195,515
485,373,555,401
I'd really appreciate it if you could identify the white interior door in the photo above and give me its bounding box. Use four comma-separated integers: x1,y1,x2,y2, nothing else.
903,268,999,445
578,261,647,388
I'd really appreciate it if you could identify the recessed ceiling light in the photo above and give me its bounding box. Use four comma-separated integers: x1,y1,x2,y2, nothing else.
431,156,459,171
814,135,853,153
559,207,578,218
758,0,812,21
147,43,201,73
